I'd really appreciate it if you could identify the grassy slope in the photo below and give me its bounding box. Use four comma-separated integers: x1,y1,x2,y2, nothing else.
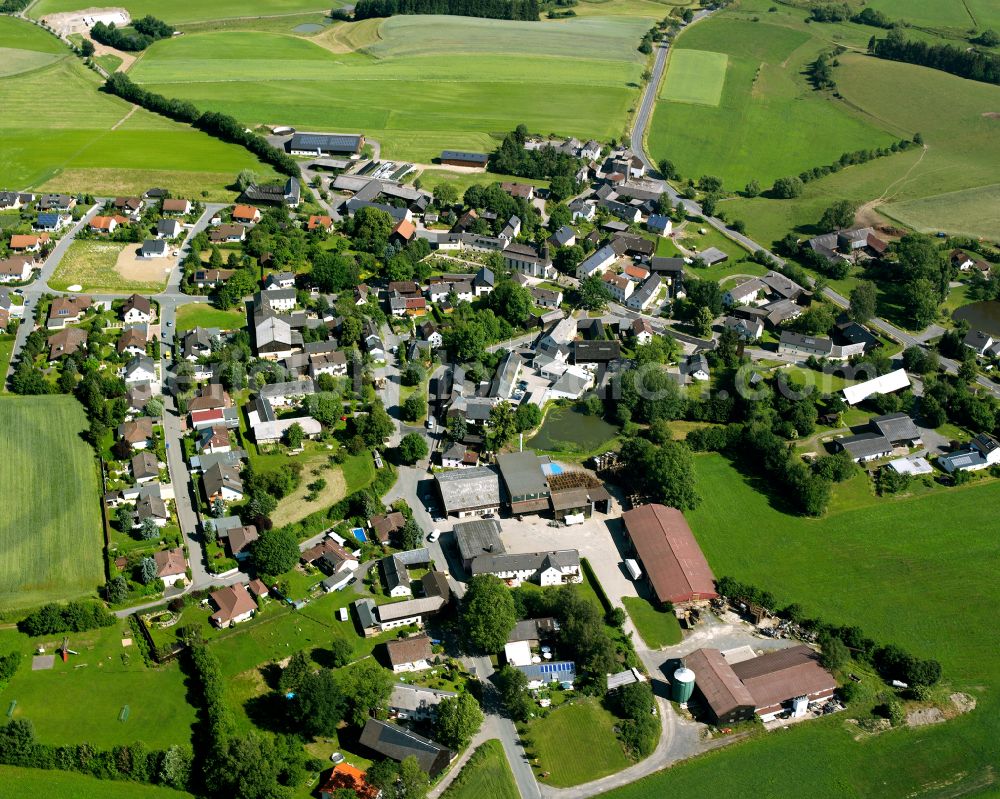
0,396,104,611
442,740,519,799
127,15,652,161
0,766,193,799
648,5,895,190
601,453,1000,799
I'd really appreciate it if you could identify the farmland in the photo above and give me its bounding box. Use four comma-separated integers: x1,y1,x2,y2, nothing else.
598,453,1000,799
127,15,651,161
659,48,727,106
0,766,192,799
31,0,339,25
0,396,104,612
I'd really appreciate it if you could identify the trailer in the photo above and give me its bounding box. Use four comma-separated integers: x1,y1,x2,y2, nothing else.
624,559,642,581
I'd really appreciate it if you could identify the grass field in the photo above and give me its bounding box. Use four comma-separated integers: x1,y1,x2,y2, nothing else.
622,596,682,649
49,240,169,293
417,169,549,196
174,303,246,331
597,452,1000,799
442,740,519,799
881,183,1000,238
659,49,728,106
31,0,337,25
0,766,193,799
0,396,104,612
128,15,651,161
521,698,630,787
0,333,15,389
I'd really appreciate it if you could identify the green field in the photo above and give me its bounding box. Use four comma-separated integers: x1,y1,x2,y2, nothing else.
622,596,682,649
0,396,104,611
0,333,15,389
31,0,337,24
49,240,170,293
0,766,193,799
881,183,1000,238
174,302,246,331
128,15,651,161
521,698,630,787
660,49,728,106
442,740,519,799
648,6,897,191
598,453,1000,799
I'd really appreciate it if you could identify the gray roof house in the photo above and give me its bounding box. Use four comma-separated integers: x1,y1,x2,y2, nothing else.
834,432,893,463
358,719,454,777
454,518,505,569
435,466,501,518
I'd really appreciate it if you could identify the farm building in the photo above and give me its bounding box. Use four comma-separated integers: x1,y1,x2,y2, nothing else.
359,719,454,777
289,132,364,156
439,150,489,168
435,466,501,518
684,648,756,725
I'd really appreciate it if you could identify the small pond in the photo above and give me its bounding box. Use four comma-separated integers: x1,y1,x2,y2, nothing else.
953,300,1000,337
293,22,325,33
529,404,619,454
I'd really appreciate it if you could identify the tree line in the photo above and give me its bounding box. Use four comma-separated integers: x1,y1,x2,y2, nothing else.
90,16,173,51
353,0,539,21
0,0,31,12
871,28,1000,86
17,600,116,636
103,73,300,176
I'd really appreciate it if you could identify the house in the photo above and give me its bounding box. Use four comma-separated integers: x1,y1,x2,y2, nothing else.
623,263,650,282
939,434,1000,473
418,321,443,348
370,511,405,545
778,331,834,359
576,245,618,280
358,719,454,778
697,247,728,266
531,286,562,309
140,240,168,258
573,340,620,364
307,214,334,232
259,287,297,312
761,271,806,302
131,451,160,483
439,150,488,168
963,329,998,358
202,463,244,503
225,524,259,560
436,466,501,518
621,504,717,607
48,327,87,360
516,661,576,690
390,684,456,721
631,318,655,344
503,243,554,279
248,578,269,600
47,295,91,329
209,583,257,627
242,177,300,208
34,212,66,232
232,204,260,224
724,315,763,341
188,383,230,413
209,224,246,243
114,196,143,216
834,432,893,463
385,634,433,673
627,273,663,311
126,383,153,413
611,233,655,260
647,214,673,236
723,278,766,307
192,269,235,288
0,254,34,281
547,225,575,248
497,451,552,515
9,233,48,252
0,191,21,210
842,369,909,406
156,219,182,239
602,270,634,302
309,350,348,378
123,355,156,384
470,549,581,587
136,490,169,528
153,548,186,587
390,219,416,245
289,132,364,156
162,198,191,215
122,294,152,324
871,412,922,447
835,320,880,352
600,198,642,223
681,353,710,382
198,424,231,455
568,199,596,222
39,193,75,212
319,763,381,799
453,518,505,570
119,417,154,449
382,548,432,598
253,305,301,360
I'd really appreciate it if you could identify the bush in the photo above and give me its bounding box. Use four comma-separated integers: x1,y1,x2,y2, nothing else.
17,601,116,636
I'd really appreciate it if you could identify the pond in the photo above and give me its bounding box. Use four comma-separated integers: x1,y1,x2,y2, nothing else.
293,22,325,32
528,404,619,454
953,301,1000,337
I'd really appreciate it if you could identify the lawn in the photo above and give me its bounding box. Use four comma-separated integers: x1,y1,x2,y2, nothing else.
648,7,896,190
622,596,682,649
659,48,728,106
597,453,1000,799
127,15,652,161
0,333,15,389
520,698,630,787
0,766,193,799
0,396,104,612
270,452,350,527
441,740,518,799
49,240,169,293
174,302,246,332
0,623,197,749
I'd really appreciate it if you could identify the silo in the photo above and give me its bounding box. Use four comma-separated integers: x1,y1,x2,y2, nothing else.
672,666,695,707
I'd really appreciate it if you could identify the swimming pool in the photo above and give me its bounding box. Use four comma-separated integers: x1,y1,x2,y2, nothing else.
542,463,564,476
352,527,367,542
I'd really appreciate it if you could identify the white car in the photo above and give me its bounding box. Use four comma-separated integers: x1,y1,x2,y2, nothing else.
427,529,441,543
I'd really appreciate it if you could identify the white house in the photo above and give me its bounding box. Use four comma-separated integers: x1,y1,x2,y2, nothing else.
385,634,433,674
122,294,152,325
123,355,156,384
154,548,187,587
469,549,581,587
576,245,617,280
723,278,766,307
602,271,635,302
647,215,673,237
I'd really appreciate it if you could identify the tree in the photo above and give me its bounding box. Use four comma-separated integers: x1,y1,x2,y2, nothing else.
578,274,612,311
920,393,946,428
848,280,878,323
399,432,429,465
338,659,393,727
139,556,157,584
772,176,804,198
744,179,761,197
658,158,679,180
279,650,311,693
252,528,300,576
902,345,938,375
358,401,394,447
432,183,458,208
903,278,940,327
446,415,467,444
329,637,353,668
819,199,856,230
396,517,423,551
397,756,430,799
792,303,836,336
158,745,192,791
105,575,129,604
434,692,484,749
693,306,714,338
489,280,533,326
402,393,426,423
462,575,516,652
139,516,160,541
292,669,344,737
116,504,134,531
514,402,542,432
486,400,517,451
80,38,95,57
311,252,358,293
494,665,533,722
284,423,307,451
818,633,850,671
620,437,700,510
351,206,394,254
401,361,425,387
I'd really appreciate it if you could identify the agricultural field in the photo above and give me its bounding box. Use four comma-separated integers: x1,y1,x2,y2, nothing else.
49,240,170,293
127,15,652,161
599,453,1000,799
442,740,519,799
0,766,193,799
0,396,104,612
31,0,339,25
647,6,896,191
0,18,273,197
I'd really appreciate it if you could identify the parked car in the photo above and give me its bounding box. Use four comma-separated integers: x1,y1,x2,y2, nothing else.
427,529,441,543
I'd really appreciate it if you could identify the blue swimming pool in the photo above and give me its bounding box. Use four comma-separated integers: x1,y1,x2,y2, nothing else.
542,463,564,476
352,527,367,542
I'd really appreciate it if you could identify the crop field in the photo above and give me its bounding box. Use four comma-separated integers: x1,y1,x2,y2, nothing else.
31,0,338,25
128,15,651,161
0,766,192,799
49,240,169,293
598,453,1000,799
648,12,895,190
0,397,104,612
659,49,728,106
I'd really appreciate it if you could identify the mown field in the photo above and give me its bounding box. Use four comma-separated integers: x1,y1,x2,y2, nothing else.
0,18,273,196
127,15,651,161
31,0,339,25
0,396,104,612
599,453,1000,799
647,3,896,191
174,302,246,331
0,766,193,799
442,740,519,799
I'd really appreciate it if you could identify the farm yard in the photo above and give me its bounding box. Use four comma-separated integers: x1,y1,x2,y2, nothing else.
0,397,104,612
595,453,1000,799
127,15,651,162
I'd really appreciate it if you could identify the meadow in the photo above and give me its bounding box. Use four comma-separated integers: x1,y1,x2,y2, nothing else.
0,396,104,612
31,0,339,25
441,740,519,799
0,766,193,799
174,303,246,331
648,10,896,191
598,452,1000,799
128,15,651,161
50,240,169,293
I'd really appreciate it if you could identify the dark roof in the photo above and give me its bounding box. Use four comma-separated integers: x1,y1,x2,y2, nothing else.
358,719,453,777
440,150,488,164
453,518,505,564
871,412,920,444
837,432,892,460
289,132,362,152
421,570,451,600
731,644,836,712
573,340,620,362
385,634,433,669
496,451,550,499
686,648,755,720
